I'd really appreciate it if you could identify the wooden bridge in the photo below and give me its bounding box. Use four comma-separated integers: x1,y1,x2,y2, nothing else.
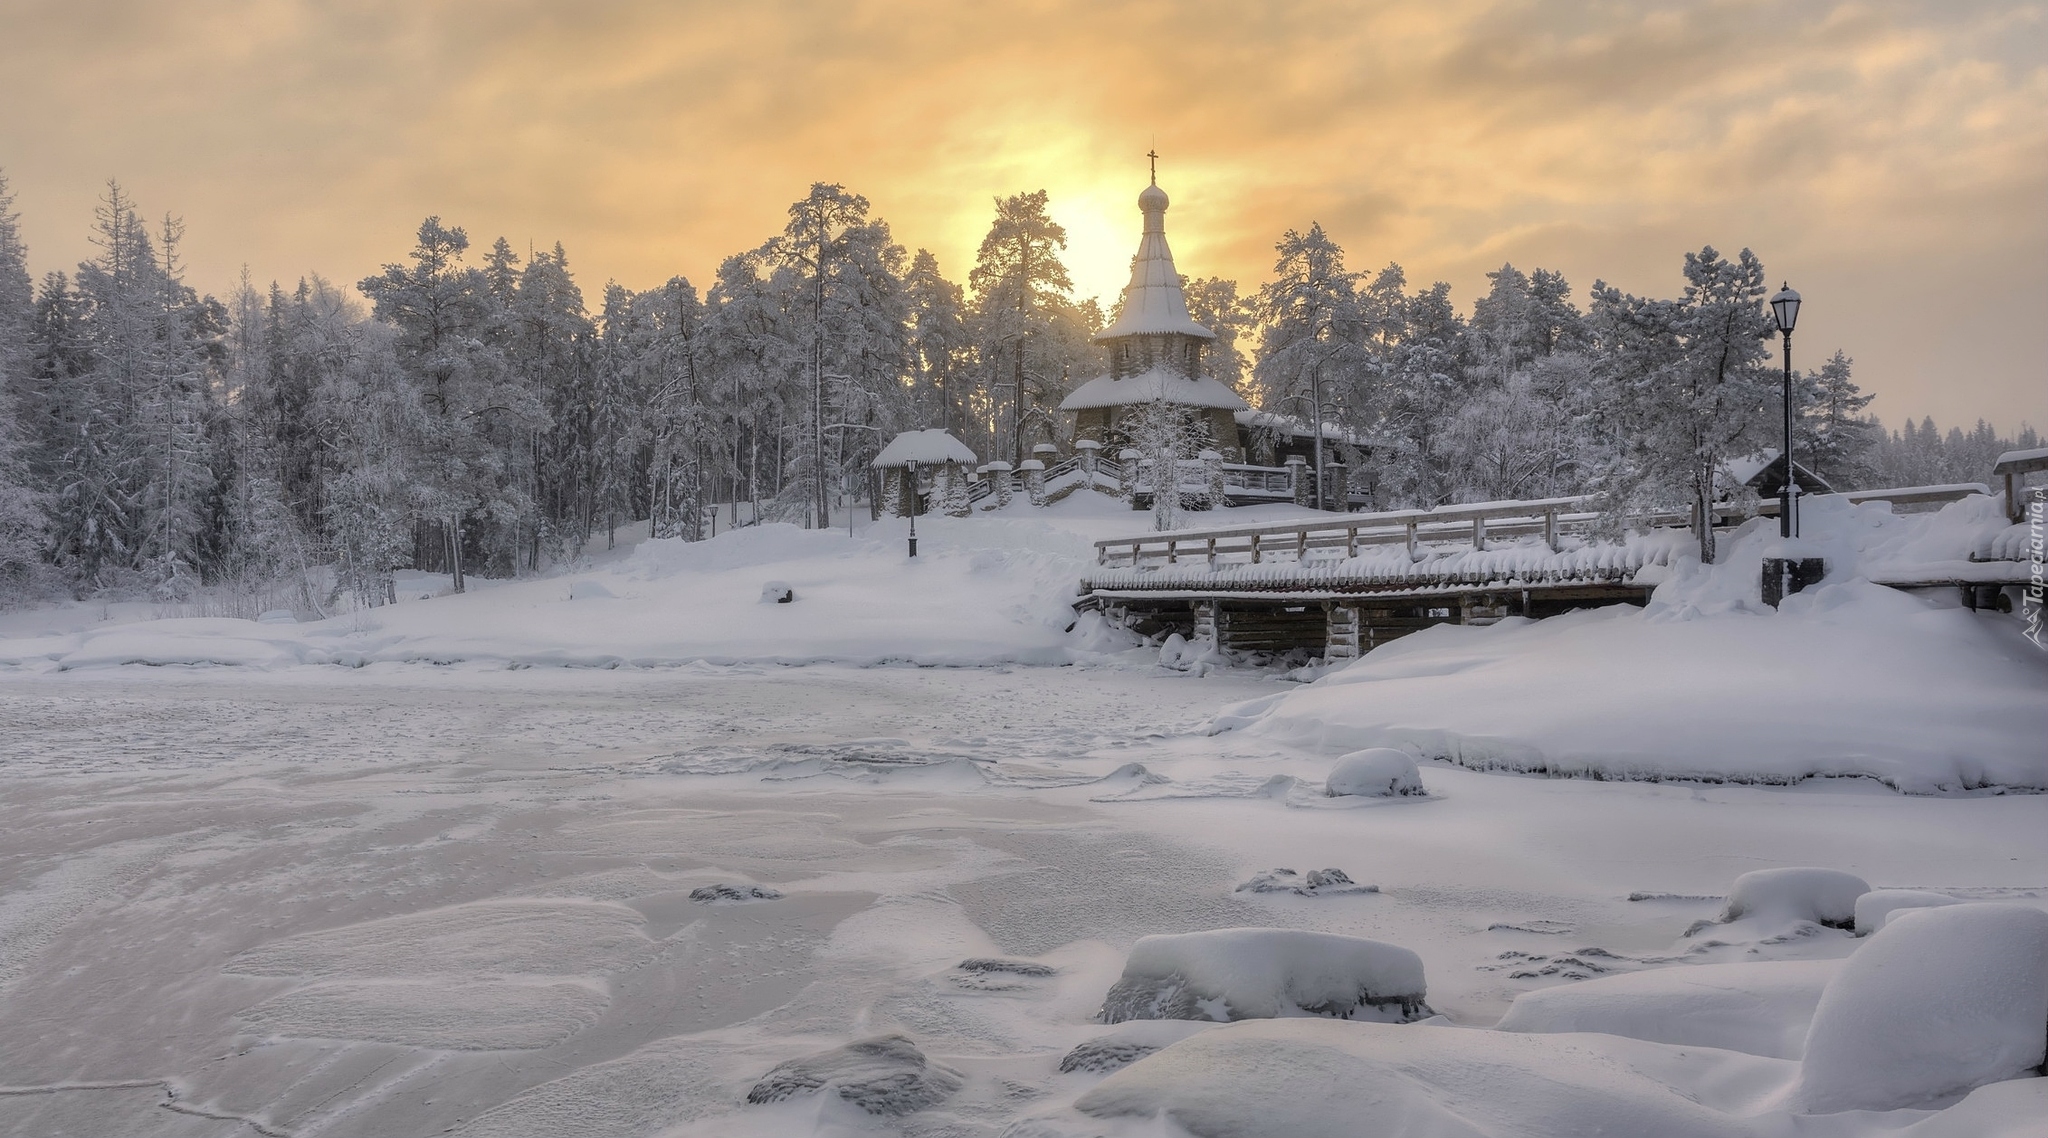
1076,485,2029,662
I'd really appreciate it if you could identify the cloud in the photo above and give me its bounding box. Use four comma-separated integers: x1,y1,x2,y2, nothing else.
1,0,2041,426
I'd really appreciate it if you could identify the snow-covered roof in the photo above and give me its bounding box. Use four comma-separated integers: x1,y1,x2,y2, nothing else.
1234,409,1359,444
1092,182,1216,343
871,429,977,468
1992,445,2048,473
1723,450,1778,487
1059,366,1250,412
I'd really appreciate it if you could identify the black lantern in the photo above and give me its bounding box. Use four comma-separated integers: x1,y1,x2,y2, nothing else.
1771,283,1801,334
1771,283,1801,540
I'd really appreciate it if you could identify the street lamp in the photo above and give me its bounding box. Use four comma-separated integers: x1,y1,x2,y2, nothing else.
905,459,920,559
1770,283,1802,538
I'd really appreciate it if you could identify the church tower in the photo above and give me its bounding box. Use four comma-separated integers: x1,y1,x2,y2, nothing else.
1060,165,1249,455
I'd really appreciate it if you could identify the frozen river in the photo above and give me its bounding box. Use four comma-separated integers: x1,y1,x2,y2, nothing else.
1,663,2042,1136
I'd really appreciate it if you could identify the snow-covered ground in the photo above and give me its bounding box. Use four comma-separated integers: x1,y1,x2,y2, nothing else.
1,491,2043,1136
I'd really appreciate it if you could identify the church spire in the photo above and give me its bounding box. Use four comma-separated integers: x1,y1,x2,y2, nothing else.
1094,163,1214,343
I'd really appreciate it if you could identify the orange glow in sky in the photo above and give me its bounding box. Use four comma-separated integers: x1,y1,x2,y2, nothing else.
3,0,2043,426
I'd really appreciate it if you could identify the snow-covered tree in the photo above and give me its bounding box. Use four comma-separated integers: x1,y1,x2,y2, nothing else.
0,171,49,599
1589,246,1775,561
1792,350,1877,488
969,190,1074,465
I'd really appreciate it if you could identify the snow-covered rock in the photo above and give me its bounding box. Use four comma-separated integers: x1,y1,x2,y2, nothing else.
758,580,793,604
1854,888,1962,934
1099,928,1430,1024
1058,1021,1217,1074
1496,959,1839,1059
746,1034,962,1116
1717,866,1867,929
1324,748,1424,797
1799,903,2048,1114
1233,867,1377,896
688,883,783,904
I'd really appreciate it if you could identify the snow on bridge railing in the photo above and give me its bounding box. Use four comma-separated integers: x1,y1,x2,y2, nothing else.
1091,483,2004,573
1092,496,1638,569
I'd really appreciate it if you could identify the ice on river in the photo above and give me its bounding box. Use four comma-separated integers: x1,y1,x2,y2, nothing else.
0,663,2041,1138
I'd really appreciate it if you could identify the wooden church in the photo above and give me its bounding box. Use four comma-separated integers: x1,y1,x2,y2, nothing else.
1059,173,1250,458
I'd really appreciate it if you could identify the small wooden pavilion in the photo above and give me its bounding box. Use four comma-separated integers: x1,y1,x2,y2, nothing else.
871,429,977,517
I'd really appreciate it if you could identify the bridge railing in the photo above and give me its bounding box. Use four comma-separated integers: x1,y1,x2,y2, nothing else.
1091,483,1999,570
1093,496,1629,568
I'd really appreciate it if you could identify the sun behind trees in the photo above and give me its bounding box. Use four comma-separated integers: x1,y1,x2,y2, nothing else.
0,170,2035,607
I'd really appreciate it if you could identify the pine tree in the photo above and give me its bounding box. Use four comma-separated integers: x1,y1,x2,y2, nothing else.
0,171,50,598
1794,350,1876,487
969,190,1073,465
904,249,968,431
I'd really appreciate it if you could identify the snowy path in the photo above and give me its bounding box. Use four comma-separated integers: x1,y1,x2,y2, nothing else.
0,664,2042,1137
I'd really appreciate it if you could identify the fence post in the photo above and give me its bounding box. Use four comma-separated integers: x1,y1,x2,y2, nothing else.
1286,455,1309,507
1021,458,1046,506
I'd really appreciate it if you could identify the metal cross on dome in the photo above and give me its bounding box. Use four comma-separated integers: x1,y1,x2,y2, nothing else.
1146,147,1158,184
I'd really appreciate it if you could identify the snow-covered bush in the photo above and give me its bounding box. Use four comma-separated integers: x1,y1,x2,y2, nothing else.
1099,928,1430,1024
1325,748,1424,797
746,1034,962,1116
1716,867,1867,929
1852,888,1960,935
1799,903,2048,1114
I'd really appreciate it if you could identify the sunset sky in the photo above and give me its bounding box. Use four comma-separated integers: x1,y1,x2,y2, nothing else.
3,0,2042,429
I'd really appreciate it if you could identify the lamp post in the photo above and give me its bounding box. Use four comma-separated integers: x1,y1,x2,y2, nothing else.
1770,283,1802,538
905,459,919,558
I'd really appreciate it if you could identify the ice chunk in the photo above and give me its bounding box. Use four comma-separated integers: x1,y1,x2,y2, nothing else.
1800,903,2048,1114
1853,888,1962,935
1100,927,1430,1024
1496,959,1839,1059
1325,748,1424,797
746,1033,962,1116
688,883,783,904
1234,867,1378,896
1717,866,1867,929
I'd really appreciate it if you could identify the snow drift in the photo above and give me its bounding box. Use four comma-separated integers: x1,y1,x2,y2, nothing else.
1216,498,2048,792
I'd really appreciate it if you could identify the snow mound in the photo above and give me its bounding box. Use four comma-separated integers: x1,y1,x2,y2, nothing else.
1234,867,1377,896
236,978,608,1050
1495,959,1839,1059
745,1033,962,1116
1854,888,1962,934
566,579,615,600
1717,867,1867,929
1029,1018,1776,1138
1799,903,2048,1114
1325,748,1425,797
1058,1021,1217,1075
1100,928,1430,1024
688,883,784,904
757,580,793,604
225,900,649,977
